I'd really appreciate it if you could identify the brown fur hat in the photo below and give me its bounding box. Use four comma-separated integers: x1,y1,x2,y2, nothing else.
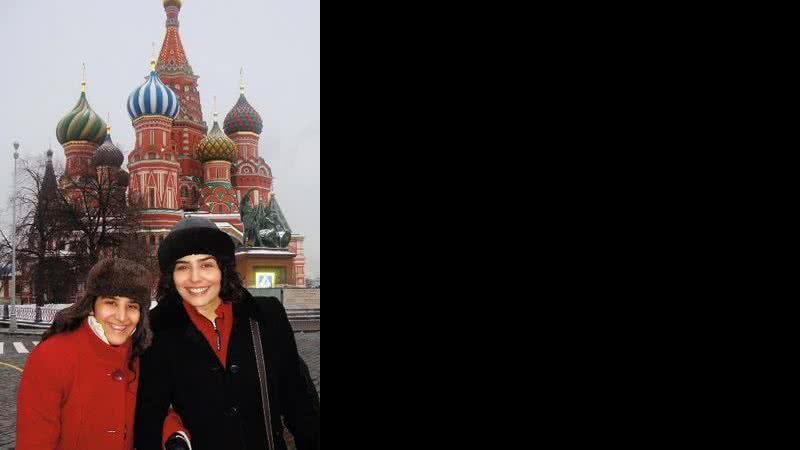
85,258,154,308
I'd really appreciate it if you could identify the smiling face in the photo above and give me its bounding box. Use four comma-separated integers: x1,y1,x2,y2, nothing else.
93,296,141,346
173,254,223,316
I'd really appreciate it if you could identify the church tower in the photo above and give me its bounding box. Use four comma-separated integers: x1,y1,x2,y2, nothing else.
157,0,206,210
91,126,126,186
126,57,182,230
56,73,107,184
197,107,239,214
225,73,273,207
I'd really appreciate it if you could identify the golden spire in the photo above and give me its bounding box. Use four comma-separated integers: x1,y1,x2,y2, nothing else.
150,42,157,71
214,96,218,120
240,67,245,95
107,113,111,134
81,63,86,92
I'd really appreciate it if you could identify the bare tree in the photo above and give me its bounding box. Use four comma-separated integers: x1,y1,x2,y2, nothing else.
305,275,320,288
1,153,149,305
60,166,146,278
0,155,74,305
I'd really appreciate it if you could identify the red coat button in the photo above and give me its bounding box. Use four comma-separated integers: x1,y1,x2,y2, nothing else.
111,370,124,382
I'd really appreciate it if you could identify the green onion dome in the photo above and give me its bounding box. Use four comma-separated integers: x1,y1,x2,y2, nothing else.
56,86,107,145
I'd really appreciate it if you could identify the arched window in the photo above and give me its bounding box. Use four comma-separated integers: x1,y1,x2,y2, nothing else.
181,186,189,198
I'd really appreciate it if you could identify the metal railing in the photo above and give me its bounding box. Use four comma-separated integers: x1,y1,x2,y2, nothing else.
286,308,321,321
3,303,319,324
2,304,70,323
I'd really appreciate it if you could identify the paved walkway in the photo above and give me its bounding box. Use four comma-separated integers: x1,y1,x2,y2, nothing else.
0,331,319,449
0,344,25,449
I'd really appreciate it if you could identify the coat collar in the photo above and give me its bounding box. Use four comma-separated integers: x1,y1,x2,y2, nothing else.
152,287,260,332
79,318,132,366
152,289,261,370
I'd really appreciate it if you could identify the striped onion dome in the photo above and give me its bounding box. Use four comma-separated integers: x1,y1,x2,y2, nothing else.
127,68,180,120
198,116,237,163
92,131,124,168
56,90,107,145
224,93,263,135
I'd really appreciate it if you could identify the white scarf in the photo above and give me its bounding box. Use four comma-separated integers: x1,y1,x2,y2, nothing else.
87,316,136,345
88,315,110,345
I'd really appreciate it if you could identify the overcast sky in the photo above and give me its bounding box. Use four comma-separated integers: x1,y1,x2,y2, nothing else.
0,0,320,277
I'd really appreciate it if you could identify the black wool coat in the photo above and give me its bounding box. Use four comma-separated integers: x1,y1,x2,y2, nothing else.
134,292,320,450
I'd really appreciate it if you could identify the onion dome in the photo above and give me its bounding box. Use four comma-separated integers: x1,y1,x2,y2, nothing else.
164,0,182,8
127,60,180,120
224,93,263,135
116,170,130,187
198,113,237,163
92,129,124,168
56,82,107,145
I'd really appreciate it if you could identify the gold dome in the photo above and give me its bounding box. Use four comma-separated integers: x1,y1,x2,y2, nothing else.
163,0,182,8
197,117,237,163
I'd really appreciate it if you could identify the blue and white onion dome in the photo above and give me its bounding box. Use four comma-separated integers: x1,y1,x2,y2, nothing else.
127,60,180,120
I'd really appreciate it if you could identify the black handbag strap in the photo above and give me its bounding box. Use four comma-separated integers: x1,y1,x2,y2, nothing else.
250,317,276,450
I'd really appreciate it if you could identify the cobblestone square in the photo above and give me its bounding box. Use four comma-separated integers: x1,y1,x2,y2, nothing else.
0,331,319,449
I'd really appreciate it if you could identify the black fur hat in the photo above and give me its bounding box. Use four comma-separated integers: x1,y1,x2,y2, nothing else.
86,258,154,307
158,216,236,273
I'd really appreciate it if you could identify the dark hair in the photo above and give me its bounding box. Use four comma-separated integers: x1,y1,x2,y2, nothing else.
42,293,153,373
156,255,247,305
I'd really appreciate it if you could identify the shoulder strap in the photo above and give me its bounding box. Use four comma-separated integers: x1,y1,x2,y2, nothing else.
250,317,276,450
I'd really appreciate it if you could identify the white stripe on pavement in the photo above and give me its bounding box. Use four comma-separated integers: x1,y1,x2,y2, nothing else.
13,342,29,354
32,341,39,347
0,343,3,355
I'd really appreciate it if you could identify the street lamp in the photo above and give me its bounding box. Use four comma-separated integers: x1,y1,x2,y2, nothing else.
10,141,19,332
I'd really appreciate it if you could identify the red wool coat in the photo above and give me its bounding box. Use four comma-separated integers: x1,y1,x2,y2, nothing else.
16,320,140,450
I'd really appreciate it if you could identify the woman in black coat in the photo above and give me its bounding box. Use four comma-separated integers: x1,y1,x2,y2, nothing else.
134,217,320,450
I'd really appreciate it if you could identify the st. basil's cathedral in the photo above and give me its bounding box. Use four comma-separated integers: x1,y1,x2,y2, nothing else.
53,0,305,289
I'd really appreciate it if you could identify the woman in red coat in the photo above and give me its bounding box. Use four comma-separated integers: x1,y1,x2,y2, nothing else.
16,258,191,450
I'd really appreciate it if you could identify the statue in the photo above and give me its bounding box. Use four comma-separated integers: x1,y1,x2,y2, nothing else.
240,189,293,248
